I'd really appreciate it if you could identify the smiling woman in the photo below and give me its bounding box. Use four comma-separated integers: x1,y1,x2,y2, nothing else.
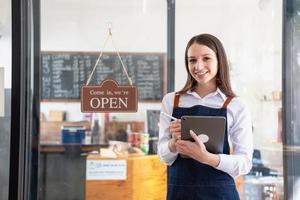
158,34,252,200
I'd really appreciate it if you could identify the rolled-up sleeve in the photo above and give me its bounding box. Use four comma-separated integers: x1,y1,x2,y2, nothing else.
157,93,179,165
216,99,253,178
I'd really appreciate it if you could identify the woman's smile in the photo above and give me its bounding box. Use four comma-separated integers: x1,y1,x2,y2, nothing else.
194,70,209,77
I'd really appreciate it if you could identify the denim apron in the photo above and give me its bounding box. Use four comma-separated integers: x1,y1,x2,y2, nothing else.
167,94,240,200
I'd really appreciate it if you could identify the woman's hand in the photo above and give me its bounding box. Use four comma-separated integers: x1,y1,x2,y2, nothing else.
176,130,220,167
176,130,208,161
168,119,181,152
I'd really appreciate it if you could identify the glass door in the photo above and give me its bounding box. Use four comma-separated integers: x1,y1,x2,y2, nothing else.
283,0,300,199
38,0,167,199
0,0,12,199
9,0,300,199
175,1,283,199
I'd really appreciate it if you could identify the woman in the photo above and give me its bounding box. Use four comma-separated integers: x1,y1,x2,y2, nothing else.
158,33,253,200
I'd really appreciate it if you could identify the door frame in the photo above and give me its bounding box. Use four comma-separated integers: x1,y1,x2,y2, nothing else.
9,0,40,199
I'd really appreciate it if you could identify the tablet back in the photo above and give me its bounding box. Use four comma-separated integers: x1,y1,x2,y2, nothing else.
181,116,226,154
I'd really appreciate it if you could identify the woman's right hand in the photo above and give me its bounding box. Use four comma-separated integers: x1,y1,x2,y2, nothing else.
168,119,181,152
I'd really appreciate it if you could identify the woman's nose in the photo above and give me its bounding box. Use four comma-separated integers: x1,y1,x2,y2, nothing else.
195,60,204,70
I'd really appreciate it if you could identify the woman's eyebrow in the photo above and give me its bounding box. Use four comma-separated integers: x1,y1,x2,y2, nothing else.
188,53,213,58
201,53,213,56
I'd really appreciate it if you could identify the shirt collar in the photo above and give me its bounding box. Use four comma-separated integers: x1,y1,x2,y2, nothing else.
216,88,227,101
186,87,227,101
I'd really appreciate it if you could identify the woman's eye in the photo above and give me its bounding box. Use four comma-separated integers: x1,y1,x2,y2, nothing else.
203,57,210,61
188,59,197,63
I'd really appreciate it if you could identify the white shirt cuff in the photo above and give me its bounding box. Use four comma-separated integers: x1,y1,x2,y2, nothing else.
216,153,252,178
216,154,236,177
160,141,178,166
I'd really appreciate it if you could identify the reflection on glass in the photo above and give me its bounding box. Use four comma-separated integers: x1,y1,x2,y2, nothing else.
39,0,167,199
286,1,300,199
176,0,283,199
0,0,11,199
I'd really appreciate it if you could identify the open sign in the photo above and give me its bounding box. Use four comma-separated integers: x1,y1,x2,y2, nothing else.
81,79,138,112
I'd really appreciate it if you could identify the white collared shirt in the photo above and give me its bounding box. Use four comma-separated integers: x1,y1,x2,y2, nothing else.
158,88,253,178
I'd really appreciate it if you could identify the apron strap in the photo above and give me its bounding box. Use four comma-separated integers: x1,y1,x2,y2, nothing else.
222,96,234,108
173,93,180,108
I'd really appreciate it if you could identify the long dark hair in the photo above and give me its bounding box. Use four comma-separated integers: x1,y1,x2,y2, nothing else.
178,33,235,97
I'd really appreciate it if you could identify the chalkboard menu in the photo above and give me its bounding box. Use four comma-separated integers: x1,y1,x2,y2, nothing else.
41,51,166,101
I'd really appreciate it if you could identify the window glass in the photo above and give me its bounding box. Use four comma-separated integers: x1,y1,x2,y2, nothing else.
284,1,300,199
39,0,167,199
176,0,283,199
0,0,11,199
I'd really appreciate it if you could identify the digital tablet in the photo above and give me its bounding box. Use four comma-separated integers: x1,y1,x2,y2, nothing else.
181,116,226,154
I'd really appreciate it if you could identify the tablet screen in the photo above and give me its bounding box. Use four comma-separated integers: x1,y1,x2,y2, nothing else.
181,116,226,154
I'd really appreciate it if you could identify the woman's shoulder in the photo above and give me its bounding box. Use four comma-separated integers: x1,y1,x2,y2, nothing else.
228,96,250,114
162,91,187,100
162,92,177,103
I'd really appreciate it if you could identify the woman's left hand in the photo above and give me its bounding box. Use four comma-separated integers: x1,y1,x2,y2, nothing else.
176,130,221,167
175,130,208,162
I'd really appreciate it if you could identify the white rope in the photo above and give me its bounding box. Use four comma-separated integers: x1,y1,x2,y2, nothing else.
110,37,133,85
86,34,110,85
85,25,133,86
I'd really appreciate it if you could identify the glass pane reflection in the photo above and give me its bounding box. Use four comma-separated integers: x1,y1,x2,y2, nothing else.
176,0,283,199
0,0,11,199
39,0,167,199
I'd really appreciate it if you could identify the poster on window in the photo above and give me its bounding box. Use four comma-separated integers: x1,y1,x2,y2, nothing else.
86,159,127,180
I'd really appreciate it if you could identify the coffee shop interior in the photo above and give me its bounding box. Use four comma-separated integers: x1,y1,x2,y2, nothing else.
1,0,300,199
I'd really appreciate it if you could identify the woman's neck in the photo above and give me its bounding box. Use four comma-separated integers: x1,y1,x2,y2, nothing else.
194,83,217,98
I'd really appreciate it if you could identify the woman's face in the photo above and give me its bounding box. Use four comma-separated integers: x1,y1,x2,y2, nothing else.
187,43,218,88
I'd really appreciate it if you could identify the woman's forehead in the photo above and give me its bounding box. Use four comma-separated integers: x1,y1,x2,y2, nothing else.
187,43,216,56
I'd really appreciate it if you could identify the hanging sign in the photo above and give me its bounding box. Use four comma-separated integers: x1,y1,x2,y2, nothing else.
81,24,138,113
81,79,138,112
